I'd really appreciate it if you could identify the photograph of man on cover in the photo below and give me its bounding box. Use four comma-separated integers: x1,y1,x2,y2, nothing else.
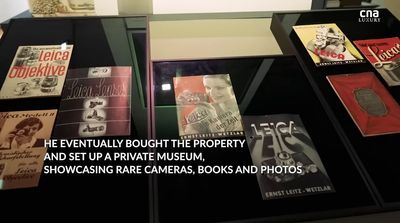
0,117,45,149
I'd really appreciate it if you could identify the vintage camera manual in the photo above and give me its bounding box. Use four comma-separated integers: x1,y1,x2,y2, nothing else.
242,114,334,200
0,44,73,99
354,37,400,86
0,109,57,190
293,23,364,66
173,74,244,139
327,72,400,136
52,66,131,138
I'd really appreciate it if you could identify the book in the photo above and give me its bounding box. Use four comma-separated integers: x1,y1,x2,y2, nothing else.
242,114,334,200
0,109,57,189
173,74,244,139
52,66,131,138
29,0,96,17
327,72,400,136
293,23,364,66
353,37,400,86
0,44,73,99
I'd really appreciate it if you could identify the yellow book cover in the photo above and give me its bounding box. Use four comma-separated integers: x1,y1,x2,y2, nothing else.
293,23,364,66
0,45,73,99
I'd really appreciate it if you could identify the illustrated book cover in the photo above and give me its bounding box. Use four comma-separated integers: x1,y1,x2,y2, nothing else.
242,114,334,200
173,74,244,139
52,66,132,138
327,72,400,136
29,0,95,17
0,109,57,190
354,37,400,86
0,44,73,99
292,23,364,66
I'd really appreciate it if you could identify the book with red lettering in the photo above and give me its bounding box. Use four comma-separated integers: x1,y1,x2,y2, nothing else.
327,72,400,136
293,24,364,66
354,37,400,86
52,66,131,138
0,45,73,99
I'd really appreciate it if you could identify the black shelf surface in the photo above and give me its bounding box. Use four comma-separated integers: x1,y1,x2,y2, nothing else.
271,8,400,206
152,56,376,223
0,17,149,221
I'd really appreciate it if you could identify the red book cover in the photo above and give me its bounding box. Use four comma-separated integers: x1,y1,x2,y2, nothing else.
354,37,400,86
327,72,400,136
173,74,244,139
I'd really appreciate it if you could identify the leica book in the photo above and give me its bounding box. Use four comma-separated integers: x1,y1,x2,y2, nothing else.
0,109,57,189
354,37,400,86
52,66,131,138
173,74,244,139
0,44,73,99
242,114,334,200
293,23,364,66
327,72,400,136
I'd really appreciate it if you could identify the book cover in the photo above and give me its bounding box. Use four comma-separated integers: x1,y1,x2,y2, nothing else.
0,44,73,99
327,72,400,136
52,66,131,138
173,74,244,139
29,0,95,17
0,109,57,190
242,114,334,200
293,23,364,66
353,37,400,86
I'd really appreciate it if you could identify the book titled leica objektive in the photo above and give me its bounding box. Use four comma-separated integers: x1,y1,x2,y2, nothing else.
293,23,364,66
0,44,73,99
327,72,400,136
242,114,334,200
354,37,400,86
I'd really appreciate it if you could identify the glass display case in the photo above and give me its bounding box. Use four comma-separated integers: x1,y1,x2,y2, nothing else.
152,56,377,222
271,8,400,207
0,7,399,223
0,16,149,221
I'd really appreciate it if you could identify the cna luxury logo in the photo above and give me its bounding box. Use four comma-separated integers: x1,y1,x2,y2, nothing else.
359,10,381,22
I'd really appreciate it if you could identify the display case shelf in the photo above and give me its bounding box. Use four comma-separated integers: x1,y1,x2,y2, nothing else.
152,56,377,223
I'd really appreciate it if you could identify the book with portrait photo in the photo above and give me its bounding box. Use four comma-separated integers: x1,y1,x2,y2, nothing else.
173,74,244,139
0,44,73,99
52,66,131,139
293,23,364,66
242,114,334,200
0,109,57,190
354,37,400,86
327,72,400,136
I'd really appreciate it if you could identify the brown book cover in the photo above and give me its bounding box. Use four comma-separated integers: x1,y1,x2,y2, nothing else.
327,72,400,136
173,74,243,139
0,109,57,189
293,23,364,66
0,45,73,99
354,37,400,86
